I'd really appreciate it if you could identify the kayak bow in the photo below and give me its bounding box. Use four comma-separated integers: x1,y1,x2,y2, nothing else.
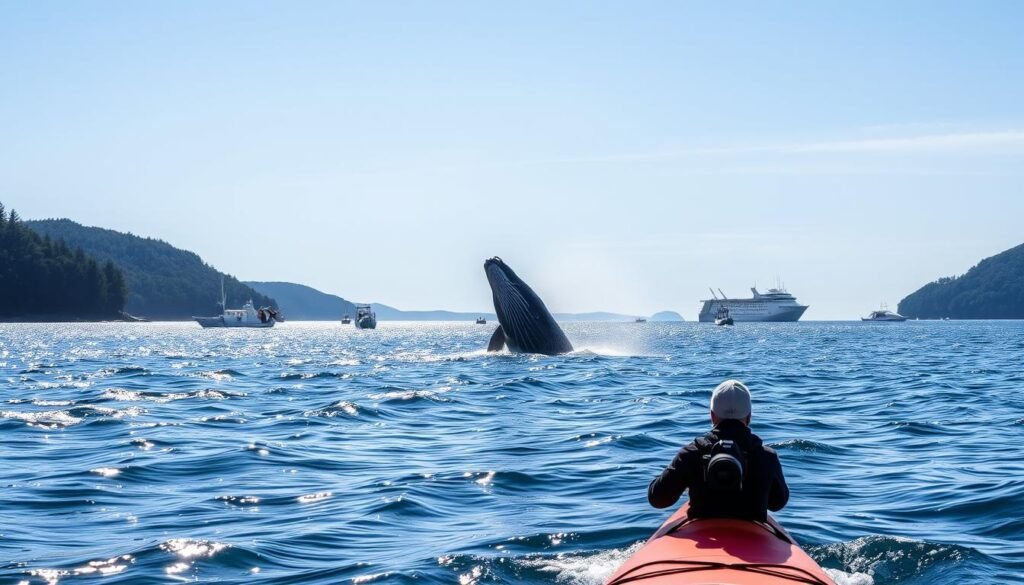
605,504,836,585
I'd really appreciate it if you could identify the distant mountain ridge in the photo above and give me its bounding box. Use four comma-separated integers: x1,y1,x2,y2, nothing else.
245,281,357,320
899,242,1024,319
27,219,275,319
248,280,676,322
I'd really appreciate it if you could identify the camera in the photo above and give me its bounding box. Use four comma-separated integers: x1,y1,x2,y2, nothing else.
703,440,745,492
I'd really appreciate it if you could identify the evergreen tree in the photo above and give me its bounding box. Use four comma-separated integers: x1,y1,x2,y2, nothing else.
0,200,127,319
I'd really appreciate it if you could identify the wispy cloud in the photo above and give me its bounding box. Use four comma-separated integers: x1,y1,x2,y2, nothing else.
556,130,1024,164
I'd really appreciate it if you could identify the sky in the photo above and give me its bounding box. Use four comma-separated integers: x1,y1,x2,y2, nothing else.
2,1,1023,319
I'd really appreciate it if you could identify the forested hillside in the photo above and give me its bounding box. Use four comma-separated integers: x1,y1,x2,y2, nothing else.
0,203,126,319
898,242,1024,319
27,219,275,319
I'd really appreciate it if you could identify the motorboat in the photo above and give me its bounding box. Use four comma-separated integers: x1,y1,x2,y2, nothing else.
354,304,377,329
862,304,907,322
475,317,487,324
715,306,734,326
341,314,352,324
635,317,647,323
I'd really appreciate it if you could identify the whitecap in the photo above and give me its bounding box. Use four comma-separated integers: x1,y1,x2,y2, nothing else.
353,572,391,583
518,542,644,584
825,568,875,585
297,491,332,504
1,410,82,429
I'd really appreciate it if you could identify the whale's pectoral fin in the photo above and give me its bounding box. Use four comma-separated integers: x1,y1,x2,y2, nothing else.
487,326,506,352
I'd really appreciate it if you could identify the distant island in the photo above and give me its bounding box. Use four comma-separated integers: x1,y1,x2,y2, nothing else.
650,311,685,322
0,203,127,321
28,219,275,320
899,242,1024,319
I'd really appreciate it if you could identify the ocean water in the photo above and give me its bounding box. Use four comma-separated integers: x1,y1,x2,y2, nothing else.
1,321,1022,585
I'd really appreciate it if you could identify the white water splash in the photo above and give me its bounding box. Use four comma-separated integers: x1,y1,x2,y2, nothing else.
518,542,644,585
825,567,875,585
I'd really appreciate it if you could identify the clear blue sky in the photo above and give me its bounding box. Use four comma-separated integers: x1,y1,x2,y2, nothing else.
2,2,1023,319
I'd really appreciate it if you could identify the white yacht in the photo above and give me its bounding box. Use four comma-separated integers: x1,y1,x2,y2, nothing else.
698,286,808,322
862,304,907,322
193,278,280,328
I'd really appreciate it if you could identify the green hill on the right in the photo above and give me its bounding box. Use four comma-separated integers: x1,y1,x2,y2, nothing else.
899,242,1024,319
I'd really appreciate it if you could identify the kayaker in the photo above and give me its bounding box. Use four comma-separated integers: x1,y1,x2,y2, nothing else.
648,379,789,521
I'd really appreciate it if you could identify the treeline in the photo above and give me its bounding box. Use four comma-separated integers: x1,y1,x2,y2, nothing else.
898,242,1024,319
26,219,276,319
0,202,127,319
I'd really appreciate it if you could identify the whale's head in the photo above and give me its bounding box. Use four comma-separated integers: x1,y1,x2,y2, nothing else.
484,257,519,288
483,257,572,355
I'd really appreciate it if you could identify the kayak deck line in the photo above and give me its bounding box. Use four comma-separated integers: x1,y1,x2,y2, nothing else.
606,560,833,585
605,504,837,585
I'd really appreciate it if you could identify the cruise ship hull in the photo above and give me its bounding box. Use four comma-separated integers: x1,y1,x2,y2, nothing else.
698,301,808,323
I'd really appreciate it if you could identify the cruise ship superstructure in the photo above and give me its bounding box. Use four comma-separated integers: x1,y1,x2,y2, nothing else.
698,286,809,323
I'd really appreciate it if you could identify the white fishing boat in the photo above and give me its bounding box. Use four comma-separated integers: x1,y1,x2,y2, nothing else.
714,306,734,326
354,304,376,329
193,278,281,328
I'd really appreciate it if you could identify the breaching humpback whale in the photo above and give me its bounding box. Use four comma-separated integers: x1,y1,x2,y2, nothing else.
484,257,573,355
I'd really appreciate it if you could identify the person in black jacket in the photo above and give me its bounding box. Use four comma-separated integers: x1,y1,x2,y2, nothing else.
648,379,789,522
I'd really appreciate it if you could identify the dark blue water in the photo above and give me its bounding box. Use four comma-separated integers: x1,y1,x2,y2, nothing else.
1,321,1022,584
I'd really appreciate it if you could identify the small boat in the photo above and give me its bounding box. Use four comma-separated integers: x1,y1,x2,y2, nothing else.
341,314,352,324
354,304,376,329
635,317,647,323
604,503,836,585
862,304,907,322
193,278,280,328
475,317,487,325
714,306,734,326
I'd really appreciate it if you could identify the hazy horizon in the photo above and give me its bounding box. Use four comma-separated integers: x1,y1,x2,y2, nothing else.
4,2,1023,319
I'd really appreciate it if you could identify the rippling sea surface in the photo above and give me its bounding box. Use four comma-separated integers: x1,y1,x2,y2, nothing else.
2,321,1022,585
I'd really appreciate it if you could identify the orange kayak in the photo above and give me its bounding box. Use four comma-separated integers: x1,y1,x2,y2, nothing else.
605,504,836,585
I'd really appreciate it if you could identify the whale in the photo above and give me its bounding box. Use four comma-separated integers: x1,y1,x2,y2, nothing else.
484,257,573,355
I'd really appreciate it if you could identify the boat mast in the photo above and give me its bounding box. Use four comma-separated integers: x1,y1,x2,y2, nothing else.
708,288,719,300
219,276,226,310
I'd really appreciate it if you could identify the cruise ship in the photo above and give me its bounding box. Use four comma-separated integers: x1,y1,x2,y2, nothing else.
698,286,809,323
